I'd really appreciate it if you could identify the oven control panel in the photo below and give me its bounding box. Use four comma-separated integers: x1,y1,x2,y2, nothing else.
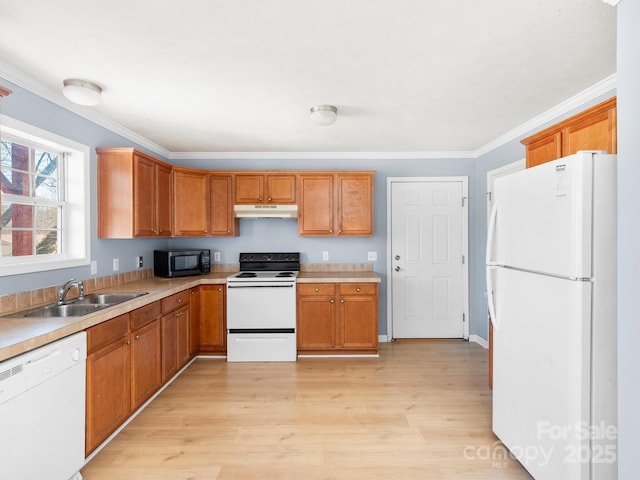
239,252,299,262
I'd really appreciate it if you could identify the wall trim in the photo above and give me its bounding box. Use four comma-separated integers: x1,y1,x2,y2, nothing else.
469,334,488,349
0,60,616,161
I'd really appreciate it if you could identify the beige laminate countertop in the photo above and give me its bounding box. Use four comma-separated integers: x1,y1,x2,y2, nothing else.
0,270,380,362
296,271,381,283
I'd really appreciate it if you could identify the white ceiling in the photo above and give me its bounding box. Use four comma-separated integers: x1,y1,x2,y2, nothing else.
0,0,616,155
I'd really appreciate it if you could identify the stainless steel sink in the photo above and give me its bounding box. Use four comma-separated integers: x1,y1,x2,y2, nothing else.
2,292,148,318
12,303,111,318
73,292,147,305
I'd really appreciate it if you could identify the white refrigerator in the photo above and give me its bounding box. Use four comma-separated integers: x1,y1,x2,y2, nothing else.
486,152,617,480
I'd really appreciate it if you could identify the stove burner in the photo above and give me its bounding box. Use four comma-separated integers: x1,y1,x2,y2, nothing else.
276,272,295,277
236,272,257,278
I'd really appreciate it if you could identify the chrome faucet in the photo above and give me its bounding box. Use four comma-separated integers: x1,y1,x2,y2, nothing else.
57,279,85,304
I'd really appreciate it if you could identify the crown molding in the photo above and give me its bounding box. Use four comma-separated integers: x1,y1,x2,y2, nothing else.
1,60,616,162
0,60,171,160
168,150,476,161
475,73,616,157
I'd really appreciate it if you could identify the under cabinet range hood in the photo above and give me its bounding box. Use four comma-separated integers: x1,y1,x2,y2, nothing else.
233,204,298,219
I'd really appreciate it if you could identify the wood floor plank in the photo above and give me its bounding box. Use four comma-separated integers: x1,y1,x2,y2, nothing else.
82,340,532,479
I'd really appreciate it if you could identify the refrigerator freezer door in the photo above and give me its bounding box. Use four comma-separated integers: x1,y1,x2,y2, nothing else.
491,153,595,279
491,267,592,480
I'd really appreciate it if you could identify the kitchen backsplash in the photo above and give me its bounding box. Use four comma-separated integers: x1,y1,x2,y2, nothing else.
0,263,372,316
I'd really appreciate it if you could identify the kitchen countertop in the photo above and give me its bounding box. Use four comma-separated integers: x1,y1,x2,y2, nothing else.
0,270,380,362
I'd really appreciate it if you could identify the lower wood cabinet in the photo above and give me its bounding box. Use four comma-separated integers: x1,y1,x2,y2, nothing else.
297,282,378,354
85,301,162,455
198,285,226,354
161,290,191,382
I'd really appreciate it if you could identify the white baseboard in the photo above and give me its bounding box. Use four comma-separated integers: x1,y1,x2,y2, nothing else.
469,334,488,349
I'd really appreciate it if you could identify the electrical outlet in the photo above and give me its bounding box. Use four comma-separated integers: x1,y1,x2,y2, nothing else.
214,251,221,262
367,251,377,261
90,260,97,275
136,256,143,268
112,258,119,272
322,251,329,261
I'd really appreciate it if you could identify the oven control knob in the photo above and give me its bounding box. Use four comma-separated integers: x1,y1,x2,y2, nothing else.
266,254,272,261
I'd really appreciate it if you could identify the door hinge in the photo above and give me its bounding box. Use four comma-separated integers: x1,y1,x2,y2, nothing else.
462,196,466,207
463,313,466,323
487,191,492,202
462,254,465,264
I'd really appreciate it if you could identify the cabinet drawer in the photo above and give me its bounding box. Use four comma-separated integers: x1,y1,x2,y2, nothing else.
130,301,161,330
162,290,190,313
298,283,336,296
87,314,129,353
338,283,377,296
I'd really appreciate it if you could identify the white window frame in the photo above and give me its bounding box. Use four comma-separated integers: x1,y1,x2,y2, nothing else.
1,115,90,276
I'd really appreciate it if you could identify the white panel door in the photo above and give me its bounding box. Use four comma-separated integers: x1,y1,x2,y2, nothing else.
391,181,464,338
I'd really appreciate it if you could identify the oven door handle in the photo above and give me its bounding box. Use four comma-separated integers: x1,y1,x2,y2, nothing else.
227,282,295,288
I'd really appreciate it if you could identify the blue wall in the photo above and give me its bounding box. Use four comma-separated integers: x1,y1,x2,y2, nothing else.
0,73,618,343
0,78,170,295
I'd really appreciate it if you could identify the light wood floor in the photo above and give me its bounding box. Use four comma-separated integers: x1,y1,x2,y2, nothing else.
82,340,532,479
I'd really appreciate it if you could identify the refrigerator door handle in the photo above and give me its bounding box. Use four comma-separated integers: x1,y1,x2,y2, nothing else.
486,201,499,329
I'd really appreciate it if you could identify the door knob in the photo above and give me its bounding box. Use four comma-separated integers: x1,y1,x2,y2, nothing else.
394,266,400,272
395,255,400,260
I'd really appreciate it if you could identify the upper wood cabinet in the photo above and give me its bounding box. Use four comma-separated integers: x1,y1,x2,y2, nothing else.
298,172,374,236
97,148,173,238
234,173,296,204
521,97,616,168
210,174,239,236
173,168,210,236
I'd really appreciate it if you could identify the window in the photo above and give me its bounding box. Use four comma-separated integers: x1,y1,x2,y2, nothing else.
0,115,89,276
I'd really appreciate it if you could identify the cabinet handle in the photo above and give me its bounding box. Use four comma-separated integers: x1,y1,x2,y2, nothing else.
329,229,333,233
126,339,131,345
356,288,361,292
330,299,335,304
227,230,230,233
191,291,195,295
340,299,345,304
134,335,140,340
218,287,222,292
204,230,208,233
259,197,263,201
395,266,400,272
176,311,182,317
314,288,319,292
177,298,182,303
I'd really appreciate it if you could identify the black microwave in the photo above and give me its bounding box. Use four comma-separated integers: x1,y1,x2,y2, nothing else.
153,249,211,278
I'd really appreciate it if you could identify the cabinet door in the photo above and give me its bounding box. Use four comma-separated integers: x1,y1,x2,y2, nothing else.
161,311,178,382
234,174,264,204
199,285,226,353
298,175,334,235
85,338,131,455
525,132,562,168
210,174,238,236
133,155,156,237
338,296,378,350
177,306,191,369
297,295,336,350
130,319,161,410
173,169,210,236
561,106,617,157
155,163,173,236
189,288,201,356
266,174,296,204
336,174,373,236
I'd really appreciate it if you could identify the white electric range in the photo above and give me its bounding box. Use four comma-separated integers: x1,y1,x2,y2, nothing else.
226,252,299,362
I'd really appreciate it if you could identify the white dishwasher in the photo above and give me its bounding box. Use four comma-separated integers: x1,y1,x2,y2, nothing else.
0,331,87,480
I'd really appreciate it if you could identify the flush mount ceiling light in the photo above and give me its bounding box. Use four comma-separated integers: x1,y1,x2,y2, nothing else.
310,104,337,126
62,79,102,106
